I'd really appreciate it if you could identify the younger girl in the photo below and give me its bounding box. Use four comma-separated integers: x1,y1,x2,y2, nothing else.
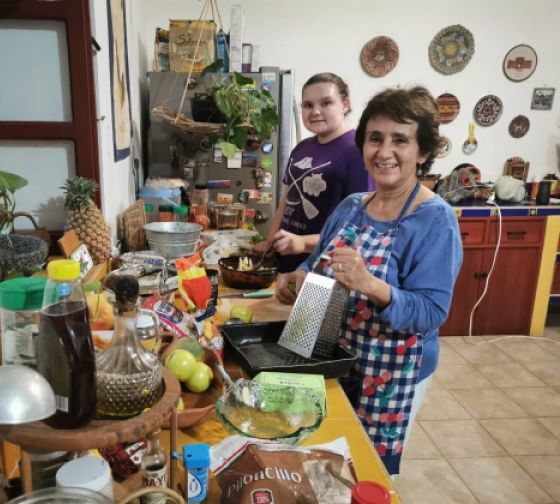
253,72,372,273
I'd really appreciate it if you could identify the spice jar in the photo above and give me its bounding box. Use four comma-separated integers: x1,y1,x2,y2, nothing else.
158,204,174,222
0,277,46,367
173,204,189,223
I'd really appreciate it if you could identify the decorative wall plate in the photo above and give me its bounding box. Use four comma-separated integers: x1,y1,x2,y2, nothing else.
360,36,399,77
508,115,530,138
503,44,537,82
428,24,475,75
473,95,503,126
436,93,460,123
437,136,452,158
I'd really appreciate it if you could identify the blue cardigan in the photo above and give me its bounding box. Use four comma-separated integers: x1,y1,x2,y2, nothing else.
299,192,463,381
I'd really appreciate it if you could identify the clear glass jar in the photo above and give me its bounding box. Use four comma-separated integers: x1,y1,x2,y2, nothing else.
158,204,174,222
95,275,163,417
0,277,46,367
173,204,189,223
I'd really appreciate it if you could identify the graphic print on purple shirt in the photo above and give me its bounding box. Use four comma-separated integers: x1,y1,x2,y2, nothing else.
278,130,369,272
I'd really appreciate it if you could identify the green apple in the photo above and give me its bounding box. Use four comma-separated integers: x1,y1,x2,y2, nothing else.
229,306,253,323
175,338,205,361
164,349,197,381
185,362,212,393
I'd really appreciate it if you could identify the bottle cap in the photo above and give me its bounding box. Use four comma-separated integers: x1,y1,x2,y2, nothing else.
173,205,188,215
351,481,391,504
183,443,210,469
144,203,154,212
0,277,47,311
158,204,173,212
47,259,80,281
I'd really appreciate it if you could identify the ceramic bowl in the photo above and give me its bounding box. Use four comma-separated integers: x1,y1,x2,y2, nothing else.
218,255,279,290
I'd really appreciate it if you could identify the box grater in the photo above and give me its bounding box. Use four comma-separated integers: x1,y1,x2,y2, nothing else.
278,272,349,359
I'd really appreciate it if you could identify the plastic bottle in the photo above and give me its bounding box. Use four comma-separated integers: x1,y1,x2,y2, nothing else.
37,259,96,428
182,444,209,503
144,202,155,224
141,430,168,504
216,29,229,72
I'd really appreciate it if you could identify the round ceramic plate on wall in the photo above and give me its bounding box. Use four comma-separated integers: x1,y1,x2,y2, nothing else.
473,95,503,126
503,44,537,82
428,24,475,75
508,115,530,138
360,36,399,77
436,93,460,123
437,136,452,158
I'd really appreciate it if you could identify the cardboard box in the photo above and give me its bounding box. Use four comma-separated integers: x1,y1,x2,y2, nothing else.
229,5,244,72
168,19,216,72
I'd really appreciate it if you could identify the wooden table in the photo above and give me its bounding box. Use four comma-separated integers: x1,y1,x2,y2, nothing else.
0,369,181,494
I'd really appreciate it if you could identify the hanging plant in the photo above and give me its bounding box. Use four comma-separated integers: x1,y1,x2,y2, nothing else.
195,60,279,158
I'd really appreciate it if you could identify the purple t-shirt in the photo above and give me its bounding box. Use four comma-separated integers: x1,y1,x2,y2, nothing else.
279,129,370,272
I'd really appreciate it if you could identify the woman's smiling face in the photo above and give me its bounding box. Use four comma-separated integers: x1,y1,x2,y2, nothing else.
363,116,427,191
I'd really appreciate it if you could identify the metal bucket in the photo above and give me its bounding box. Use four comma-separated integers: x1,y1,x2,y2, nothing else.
143,222,202,258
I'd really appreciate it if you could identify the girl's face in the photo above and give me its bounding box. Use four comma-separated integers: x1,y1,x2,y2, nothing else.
301,83,349,142
363,116,428,191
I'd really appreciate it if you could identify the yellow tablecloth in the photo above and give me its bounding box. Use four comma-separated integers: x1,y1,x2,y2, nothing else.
161,288,401,503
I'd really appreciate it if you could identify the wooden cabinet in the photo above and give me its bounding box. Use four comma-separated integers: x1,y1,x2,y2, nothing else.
440,217,545,336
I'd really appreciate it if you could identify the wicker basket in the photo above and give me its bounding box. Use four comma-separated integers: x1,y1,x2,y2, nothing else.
122,200,147,252
152,105,226,136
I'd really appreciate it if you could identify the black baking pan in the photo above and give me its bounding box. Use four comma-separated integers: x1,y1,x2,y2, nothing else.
220,320,357,378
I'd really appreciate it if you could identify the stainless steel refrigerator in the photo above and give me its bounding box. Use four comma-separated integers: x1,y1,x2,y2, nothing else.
147,68,296,236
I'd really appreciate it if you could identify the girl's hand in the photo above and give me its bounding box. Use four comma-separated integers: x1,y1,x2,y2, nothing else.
276,270,306,304
251,239,272,255
272,229,306,255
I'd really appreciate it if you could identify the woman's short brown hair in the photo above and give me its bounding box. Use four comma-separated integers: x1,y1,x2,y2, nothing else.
355,86,441,174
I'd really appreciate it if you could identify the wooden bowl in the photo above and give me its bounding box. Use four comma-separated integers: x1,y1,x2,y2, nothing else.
218,255,279,289
160,345,225,429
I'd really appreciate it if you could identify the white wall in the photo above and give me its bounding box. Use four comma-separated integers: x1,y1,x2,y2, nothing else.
90,0,138,240
96,0,560,231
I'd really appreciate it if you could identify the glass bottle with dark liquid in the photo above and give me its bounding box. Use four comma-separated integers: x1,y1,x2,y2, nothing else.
37,260,96,428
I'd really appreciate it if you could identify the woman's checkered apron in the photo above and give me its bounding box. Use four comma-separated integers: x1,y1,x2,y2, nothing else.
316,183,422,474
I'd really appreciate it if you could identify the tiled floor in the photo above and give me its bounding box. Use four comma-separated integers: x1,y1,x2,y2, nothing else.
393,318,560,504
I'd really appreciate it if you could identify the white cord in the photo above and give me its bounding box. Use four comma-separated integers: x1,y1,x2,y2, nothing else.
440,181,560,347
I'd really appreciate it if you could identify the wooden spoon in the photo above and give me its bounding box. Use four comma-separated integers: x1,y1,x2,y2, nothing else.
462,123,478,155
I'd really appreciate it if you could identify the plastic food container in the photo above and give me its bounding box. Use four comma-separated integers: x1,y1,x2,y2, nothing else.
139,187,181,213
56,455,114,501
0,277,47,367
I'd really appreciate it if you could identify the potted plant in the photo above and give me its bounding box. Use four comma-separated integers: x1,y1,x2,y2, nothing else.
0,170,28,233
191,60,279,158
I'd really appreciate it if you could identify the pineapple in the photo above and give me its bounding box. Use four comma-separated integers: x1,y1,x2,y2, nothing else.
62,177,111,264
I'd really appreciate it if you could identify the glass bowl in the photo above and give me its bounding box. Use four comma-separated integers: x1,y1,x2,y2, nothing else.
215,379,324,444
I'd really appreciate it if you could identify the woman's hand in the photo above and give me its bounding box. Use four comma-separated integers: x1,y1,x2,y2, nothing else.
331,247,391,308
275,270,306,305
272,229,306,255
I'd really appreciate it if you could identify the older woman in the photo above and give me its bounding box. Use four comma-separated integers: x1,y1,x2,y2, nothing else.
276,86,463,475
